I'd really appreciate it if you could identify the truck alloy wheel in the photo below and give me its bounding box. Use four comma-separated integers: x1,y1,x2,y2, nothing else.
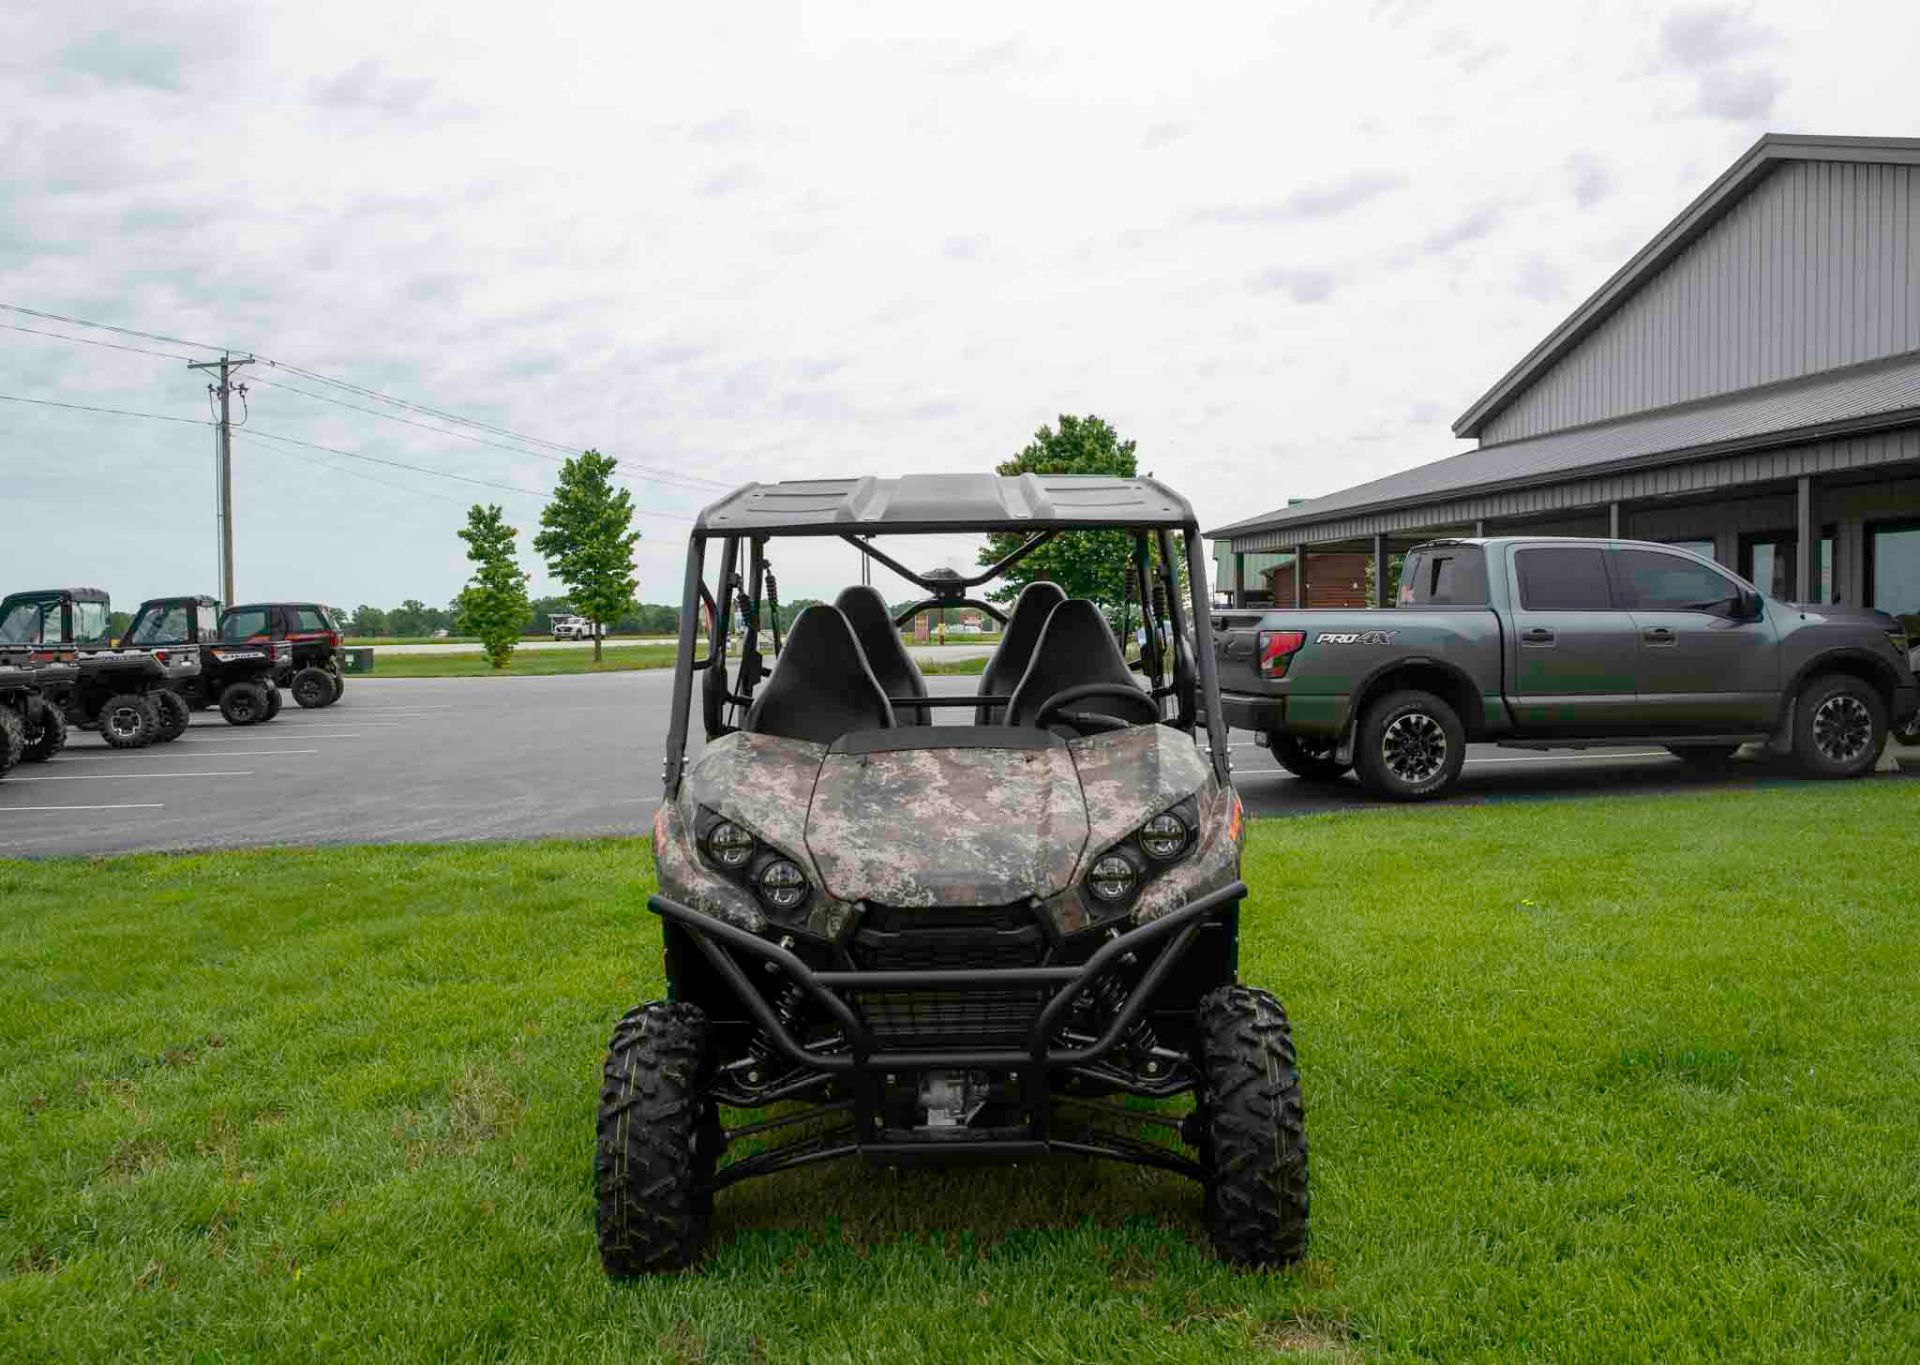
98,694,159,749
1793,673,1885,778
1353,689,1465,800
291,667,334,709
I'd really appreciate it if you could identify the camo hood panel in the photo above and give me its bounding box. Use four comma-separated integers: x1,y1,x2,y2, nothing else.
682,730,826,857
1068,725,1214,877
806,745,1089,908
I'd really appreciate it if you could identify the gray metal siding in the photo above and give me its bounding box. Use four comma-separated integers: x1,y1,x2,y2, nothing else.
1483,161,1920,444
1231,425,1920,550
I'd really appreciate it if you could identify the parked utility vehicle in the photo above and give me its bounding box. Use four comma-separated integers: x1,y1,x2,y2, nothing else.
0,663,71,776
122,596,286,726
0,588,189,748
551,613,605,641
596,473,1304,1275
220,601,345,708
1214,537,1918,800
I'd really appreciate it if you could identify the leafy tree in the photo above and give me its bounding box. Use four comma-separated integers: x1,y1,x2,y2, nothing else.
527,596,573,635
533,449,639,662
388,598,430,637
978,414,1139,614
351,605,389,638
456,503,532,670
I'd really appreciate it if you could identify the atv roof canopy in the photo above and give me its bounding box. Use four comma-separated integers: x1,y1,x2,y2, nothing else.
696,474,1198,536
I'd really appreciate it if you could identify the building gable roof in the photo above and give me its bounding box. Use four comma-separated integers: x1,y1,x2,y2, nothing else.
1452,134,1920,440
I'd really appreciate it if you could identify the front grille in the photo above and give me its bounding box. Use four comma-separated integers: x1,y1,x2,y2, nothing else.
850,902,1049,1045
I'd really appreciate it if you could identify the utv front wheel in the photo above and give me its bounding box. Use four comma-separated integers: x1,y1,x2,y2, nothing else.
1197,985,1308,1268
1267,731,1350,781
99,694,160,748
219,681,271,727
22,699,67,763
291,667,334,709
153,689,192,742
1353,689,1465,800
0,709,23,776
596,1001,720,1276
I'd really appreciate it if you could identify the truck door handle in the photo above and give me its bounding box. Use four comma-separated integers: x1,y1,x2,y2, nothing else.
1520,627,1555,645
1642,627,1676,645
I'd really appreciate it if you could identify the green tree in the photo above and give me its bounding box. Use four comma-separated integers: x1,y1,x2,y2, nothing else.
532,449,639,662
351,605,389,638
388,598,430,637
978,414,1139,614
456,504,532,670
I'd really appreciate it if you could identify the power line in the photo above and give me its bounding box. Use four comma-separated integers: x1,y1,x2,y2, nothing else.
0,320,194,362
0,392,210,425
0,302,230,354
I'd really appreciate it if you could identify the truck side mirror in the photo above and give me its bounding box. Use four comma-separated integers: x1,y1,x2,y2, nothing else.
1741,589,1765,620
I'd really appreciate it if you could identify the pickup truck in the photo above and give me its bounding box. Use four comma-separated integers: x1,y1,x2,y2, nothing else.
1212,536,1918,800
550,614,605,641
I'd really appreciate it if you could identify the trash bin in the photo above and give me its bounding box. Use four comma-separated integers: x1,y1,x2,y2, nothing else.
342,647,376,675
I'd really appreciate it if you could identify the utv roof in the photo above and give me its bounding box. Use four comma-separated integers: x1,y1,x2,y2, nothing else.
1,587,110,604
695,474,1197,536
139,594,220,607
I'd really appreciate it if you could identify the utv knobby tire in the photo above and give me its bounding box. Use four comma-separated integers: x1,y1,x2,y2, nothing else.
219,681,272,727
22,698,67,763
0,709,23,776
1352,689,1465,801
291,667,334,709
1197,985,1309,1268
1792,673,1886,779
99,694,160,749
596,1001,719,1276
153,688,192,742
1267,731,1350,781
264,686,283,721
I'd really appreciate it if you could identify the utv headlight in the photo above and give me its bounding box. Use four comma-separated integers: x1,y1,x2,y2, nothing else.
1138,810,1191,861
755,857,810,912
702,819,756,869
1087,852,1141,904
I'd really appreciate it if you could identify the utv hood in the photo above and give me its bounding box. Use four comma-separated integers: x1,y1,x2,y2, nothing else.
805,732,1089,908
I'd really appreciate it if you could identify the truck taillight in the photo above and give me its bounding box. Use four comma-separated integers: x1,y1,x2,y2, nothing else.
328,631,341,647
1257,629,1307,678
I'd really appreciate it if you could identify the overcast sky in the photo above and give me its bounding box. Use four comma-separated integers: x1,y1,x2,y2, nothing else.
3,0,1917,612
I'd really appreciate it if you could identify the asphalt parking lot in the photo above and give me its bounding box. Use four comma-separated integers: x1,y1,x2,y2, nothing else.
2,670,1909,856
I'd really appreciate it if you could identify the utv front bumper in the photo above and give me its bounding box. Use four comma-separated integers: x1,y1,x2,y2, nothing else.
650,879,1245,1180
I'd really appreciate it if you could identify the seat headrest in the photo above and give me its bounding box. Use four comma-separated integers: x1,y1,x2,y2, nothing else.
974,580,1069,723
834,584,930,723
1004,599,1143,728
745,604,895,744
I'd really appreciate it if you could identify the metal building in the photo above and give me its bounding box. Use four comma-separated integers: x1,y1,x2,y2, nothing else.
1209,133,1920,637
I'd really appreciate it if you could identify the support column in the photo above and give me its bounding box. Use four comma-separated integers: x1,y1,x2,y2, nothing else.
1292,545,1307,609
1473,519,1486,537
1795,475,1814,603
1372,533,1390,607
1231,551,1246,606
1608,500,1621,539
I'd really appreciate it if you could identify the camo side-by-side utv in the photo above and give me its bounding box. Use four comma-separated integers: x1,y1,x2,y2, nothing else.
0,588,191,748
122,596,286,727
596,473,1307,1275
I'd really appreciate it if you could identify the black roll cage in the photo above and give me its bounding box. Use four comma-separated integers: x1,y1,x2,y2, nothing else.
661,519,1230,790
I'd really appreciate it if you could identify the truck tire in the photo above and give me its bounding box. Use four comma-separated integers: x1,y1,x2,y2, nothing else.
0,709,23,776
291,667,334,709
154,688,191,742
596,1001,720,1276
1353,689,1465,801
264,686,283,721
1267,731,1350,781
1195,985,1309,1268
1791,673,1886,779
327,669,346,705
99,694,160,749
219,681,272,727
22,698,67,763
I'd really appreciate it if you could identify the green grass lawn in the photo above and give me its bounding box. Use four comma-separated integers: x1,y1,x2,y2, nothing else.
370,648,990,679
4,785,1917,1362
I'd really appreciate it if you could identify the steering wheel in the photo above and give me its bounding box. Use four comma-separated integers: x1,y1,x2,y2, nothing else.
1034,682,1162,735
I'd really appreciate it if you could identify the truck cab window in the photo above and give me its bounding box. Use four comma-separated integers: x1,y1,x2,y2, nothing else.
1399,547,1489,606
1514,547,1612,610
1611,549,1744,614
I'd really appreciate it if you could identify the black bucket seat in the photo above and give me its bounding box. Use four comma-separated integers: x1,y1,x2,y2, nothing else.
975,580,1067,724
1004,599,1153,729
834,585,929,726
746,605,895,744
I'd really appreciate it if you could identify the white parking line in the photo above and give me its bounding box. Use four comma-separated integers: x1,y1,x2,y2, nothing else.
184,731,373,740
51,749,319,761
8,771,253,781
0,803,165,813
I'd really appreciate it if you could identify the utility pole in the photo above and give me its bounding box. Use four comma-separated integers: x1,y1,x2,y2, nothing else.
188,353,253,603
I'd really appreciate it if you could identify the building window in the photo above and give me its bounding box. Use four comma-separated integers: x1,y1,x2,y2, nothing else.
1739,528,1835,603
1868,520,1920,632
1663,539,1718,563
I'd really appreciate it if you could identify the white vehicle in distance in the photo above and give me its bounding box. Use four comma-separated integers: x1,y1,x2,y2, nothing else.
550,614,606,641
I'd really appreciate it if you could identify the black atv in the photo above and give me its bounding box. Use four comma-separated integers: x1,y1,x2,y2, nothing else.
122,596,286,727
0,588,188,748
219,601,345,709
597,473,1306,1276
0,662,73,776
